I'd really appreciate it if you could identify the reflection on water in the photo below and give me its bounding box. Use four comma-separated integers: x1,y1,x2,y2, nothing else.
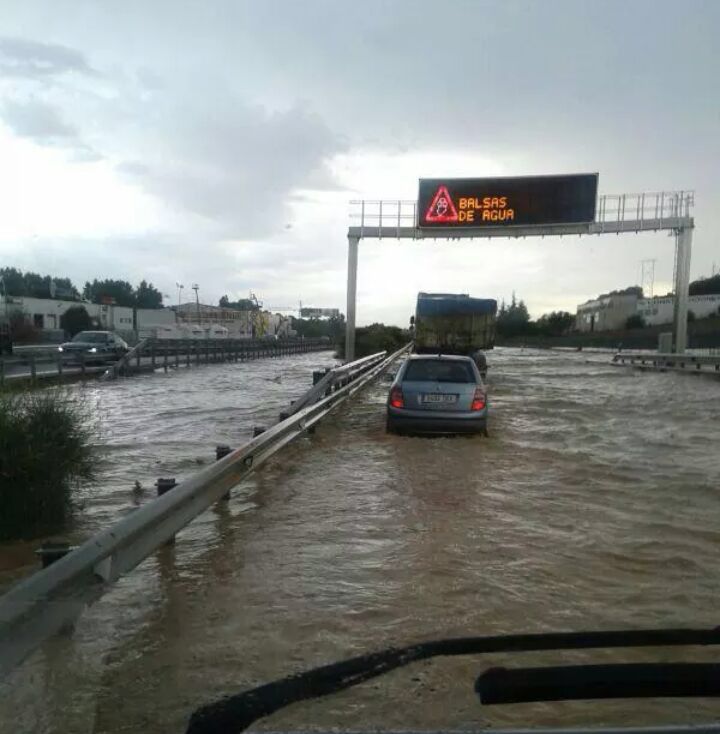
2,348,720,732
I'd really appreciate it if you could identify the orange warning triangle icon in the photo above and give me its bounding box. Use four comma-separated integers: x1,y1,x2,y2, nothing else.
424,185,459,223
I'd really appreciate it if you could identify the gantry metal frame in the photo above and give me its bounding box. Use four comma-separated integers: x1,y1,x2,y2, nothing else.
345,191,695,361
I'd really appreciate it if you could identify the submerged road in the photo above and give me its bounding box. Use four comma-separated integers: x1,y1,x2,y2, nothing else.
1,348,720,732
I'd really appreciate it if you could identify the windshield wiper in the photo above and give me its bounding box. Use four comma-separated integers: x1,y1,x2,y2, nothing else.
478,662,720,704
186,626,720,733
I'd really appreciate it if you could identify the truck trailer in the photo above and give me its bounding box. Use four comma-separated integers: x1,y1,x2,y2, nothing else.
413,292,497,369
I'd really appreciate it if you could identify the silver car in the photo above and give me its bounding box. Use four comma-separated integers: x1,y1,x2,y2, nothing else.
386,354,488,435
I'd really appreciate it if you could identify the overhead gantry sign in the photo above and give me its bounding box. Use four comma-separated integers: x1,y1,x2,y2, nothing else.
344,174,694,361
419,174,598,228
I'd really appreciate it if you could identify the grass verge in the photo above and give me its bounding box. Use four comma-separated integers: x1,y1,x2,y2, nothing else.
0,388,95,541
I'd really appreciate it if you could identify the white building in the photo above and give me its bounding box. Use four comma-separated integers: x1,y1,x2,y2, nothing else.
0,295,171,341
1,296,133,334
576,293,640,332
637,294,720,325
174,302,254,338
136,307,176,329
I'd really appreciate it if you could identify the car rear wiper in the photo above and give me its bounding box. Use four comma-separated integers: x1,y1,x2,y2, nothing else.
186,627,720,733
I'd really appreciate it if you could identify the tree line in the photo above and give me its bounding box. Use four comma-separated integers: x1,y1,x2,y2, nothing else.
0,268,164,308
497,294,575,337
689,273,720,296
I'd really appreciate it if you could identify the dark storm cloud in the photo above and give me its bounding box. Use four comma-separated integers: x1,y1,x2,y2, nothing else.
0,97,102,161
116,95,346,236
0,37,95,79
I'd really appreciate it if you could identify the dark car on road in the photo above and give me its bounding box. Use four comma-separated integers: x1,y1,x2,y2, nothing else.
58,331,129,364
386,354,488,435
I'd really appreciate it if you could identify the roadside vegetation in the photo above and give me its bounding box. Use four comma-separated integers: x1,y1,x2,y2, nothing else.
338,323,410,359
1,266,164,308
291,314,346,342
0,387,95,541
60,305,93,338
496,293,575,338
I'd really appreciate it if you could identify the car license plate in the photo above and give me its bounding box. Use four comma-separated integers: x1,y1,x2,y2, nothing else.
421,393,457,404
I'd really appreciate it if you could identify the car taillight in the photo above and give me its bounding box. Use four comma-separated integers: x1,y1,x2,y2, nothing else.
471,388,486,411
389,386,404,409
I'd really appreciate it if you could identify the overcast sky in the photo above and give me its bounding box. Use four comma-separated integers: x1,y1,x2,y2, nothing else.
0,0,718,324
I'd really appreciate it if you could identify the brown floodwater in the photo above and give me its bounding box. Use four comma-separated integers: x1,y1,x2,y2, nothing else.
1,348,720,733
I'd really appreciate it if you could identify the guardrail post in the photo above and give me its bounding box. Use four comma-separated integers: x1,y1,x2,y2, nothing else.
216,445,232,500
57,354,63,377
185,341,190,367
175,344,180,368
35,541,72,569
136,344,141,370
206,341,210,364
155,478,178,545
151,343,156,369
163,343,169,372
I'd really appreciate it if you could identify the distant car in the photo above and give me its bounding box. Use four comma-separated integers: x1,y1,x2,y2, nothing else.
386,354,488,435
58,331,129,364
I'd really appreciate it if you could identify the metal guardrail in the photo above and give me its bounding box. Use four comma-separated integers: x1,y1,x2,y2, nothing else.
283,351,387,418
612,351,720,374
0,337,330,385
100,338,148,381
0,344,411,678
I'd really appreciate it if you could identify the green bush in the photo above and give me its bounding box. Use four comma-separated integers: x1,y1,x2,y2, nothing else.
0,389,95,540
338,323,409,359
625,314,646,330
60,305,92,337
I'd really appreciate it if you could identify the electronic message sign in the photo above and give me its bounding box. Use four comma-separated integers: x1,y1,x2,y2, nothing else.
417,174,598,228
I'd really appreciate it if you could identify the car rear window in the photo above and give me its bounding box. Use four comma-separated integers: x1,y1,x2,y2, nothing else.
403,360,475,383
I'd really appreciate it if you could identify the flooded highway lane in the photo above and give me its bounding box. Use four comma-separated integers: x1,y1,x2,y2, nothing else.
2,348,720,732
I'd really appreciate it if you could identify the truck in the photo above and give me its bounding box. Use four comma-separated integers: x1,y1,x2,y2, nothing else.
413,292,497,365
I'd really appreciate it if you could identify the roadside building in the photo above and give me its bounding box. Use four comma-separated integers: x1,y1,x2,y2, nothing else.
637,294,720,325
0,294,166,342
576,292,640,332
91,302,134,335
0,295,133,340
266,312,295,338
173,302,254,338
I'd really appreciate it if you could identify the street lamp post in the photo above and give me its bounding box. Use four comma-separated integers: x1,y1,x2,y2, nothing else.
176,282,184,308
192,284,200,324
